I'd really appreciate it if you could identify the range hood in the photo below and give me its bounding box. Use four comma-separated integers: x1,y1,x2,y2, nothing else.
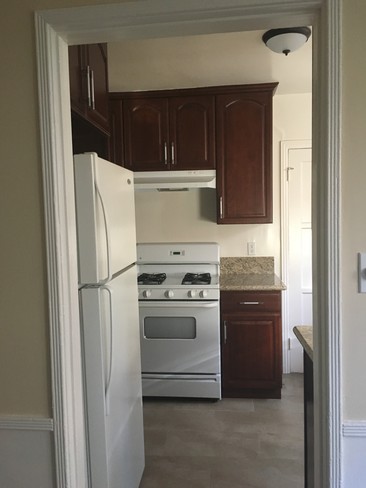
133,170,216,191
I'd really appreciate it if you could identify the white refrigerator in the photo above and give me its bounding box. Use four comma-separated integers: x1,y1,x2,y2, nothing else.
74,152,145,488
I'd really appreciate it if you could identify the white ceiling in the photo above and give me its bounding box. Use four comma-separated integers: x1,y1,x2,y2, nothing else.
108,29,312,95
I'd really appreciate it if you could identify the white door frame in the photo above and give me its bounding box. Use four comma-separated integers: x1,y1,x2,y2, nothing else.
34,1,341,487
281,139,312,374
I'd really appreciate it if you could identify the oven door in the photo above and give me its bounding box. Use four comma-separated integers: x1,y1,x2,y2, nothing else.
139,300,220,375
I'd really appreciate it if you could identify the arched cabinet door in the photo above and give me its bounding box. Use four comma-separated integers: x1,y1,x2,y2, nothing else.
123,98,169,171
169,95,215,170
216,84,277,224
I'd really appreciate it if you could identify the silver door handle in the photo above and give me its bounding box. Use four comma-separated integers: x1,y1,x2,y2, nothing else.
224,321,227,344
239,301,264,305
286,166,295,181
90,69,95,110
219,196,223,218
86,65,92,107
171,142,175,165
164,142,168,165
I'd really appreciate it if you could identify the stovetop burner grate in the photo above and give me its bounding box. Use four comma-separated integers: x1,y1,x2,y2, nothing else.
138,273,167,285
182,273,211,285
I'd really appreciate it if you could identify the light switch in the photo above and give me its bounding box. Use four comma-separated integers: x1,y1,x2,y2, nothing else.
358,253,366,293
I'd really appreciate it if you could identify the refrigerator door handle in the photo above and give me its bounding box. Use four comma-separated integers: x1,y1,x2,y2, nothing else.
101,286,113,416
95,181,112,282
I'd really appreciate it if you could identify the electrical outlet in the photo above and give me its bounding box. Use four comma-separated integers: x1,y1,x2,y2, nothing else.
247,241,256,256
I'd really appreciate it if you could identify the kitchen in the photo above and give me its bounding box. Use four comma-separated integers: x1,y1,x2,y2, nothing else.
70,28,312,487
4,0,361,486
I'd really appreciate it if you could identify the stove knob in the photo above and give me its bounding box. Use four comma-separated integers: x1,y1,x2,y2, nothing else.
188,290,196,298
165,290,174,299
200,290,208,298
143,289,152,298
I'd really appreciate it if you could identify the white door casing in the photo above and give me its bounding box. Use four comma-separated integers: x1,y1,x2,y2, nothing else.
34,1,341,487
281,142,312,373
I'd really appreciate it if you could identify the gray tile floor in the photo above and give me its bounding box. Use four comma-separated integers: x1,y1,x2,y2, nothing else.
139,374,304,488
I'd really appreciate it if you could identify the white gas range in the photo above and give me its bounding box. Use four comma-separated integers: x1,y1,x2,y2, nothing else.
137,242,221,399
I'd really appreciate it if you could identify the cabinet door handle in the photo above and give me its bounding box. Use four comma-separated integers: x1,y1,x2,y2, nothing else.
224,321,227,344
86,66,92,108
239,301,264,305
90,69,95,110
164,142,168,165
171,142,175,165
219,196,223,218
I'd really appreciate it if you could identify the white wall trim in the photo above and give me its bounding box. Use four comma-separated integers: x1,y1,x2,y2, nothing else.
280,139,312,374
33,1,340,487
343,421,366,437
0,417,53,431
312,1,342,486
38,0,319,45
34,13,88,488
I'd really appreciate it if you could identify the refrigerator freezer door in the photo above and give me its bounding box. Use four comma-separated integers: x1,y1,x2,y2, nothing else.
74,152,137,284
79,266,144,488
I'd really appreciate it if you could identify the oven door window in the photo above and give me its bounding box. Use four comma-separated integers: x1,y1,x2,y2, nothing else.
144,316,196,339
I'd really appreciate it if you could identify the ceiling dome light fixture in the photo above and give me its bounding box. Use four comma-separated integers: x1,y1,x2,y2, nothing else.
262,27,311,56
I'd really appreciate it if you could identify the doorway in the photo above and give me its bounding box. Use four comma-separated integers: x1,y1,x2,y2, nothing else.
35,1,341,486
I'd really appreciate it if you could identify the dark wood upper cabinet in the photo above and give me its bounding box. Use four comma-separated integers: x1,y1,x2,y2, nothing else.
123,98,169,171
111,91,215,171
110,83,277,224
109,99,124,166
69,43,109,135
216,84,277,224
169,96,215,170
84,44,109,132
69,45,86,116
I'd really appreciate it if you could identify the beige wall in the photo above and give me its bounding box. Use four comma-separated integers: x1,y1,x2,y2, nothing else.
342,0,366,418
108,32,312,95
0,0,125,416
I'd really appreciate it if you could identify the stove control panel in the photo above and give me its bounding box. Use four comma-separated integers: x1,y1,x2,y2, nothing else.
138,287,219,301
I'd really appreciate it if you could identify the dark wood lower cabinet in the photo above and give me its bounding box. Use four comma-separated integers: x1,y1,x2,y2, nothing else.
304,351,314,488
221,291,282,399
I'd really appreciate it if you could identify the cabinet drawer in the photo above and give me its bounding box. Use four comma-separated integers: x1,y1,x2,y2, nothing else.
220,291,281,313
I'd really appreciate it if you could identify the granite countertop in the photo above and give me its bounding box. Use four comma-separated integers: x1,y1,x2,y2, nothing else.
220,273,286,291
293,325,313,360
220,256,286,291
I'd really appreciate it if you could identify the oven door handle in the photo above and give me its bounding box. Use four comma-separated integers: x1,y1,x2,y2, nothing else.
138,301,218,308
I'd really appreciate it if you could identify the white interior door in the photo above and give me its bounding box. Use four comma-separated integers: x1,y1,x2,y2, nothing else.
281,141,312,373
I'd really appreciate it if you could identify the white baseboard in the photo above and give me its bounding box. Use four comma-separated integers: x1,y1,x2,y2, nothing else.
0,423,56,488
342,421,366,488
